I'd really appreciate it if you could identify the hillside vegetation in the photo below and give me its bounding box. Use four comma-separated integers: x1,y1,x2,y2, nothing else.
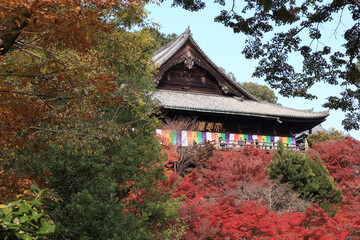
161,137,360,239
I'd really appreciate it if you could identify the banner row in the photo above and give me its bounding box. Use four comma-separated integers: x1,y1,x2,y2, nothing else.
155,129,295,147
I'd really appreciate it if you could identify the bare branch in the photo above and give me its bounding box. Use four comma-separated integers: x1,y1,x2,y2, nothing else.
330,6,346,40
230,0,236,14
16,44,43,62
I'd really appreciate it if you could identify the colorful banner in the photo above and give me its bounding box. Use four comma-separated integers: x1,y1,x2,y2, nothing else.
156,129,296,148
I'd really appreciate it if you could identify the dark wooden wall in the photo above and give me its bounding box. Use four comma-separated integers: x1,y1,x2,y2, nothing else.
160,109,324,137
157,63,225,95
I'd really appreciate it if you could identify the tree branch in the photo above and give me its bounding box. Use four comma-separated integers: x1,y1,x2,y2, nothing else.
15,44,43,62
350,0,360,9
0,0,40,55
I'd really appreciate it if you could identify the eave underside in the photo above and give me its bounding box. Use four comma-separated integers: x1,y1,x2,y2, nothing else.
159,108,326,137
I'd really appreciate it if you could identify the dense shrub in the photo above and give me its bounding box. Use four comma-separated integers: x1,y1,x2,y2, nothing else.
268,141,343,206
0,185,56,240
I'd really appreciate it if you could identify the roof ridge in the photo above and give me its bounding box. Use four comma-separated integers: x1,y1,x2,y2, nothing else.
152,28,191,64
152,28,191,57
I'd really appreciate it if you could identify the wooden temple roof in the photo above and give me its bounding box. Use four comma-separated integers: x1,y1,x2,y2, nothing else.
154,90,329,120
152,27,329,122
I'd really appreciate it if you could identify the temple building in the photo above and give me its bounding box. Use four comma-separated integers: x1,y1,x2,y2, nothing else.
152,28,328,145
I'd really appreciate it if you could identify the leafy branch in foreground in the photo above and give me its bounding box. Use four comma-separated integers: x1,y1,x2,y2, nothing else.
0,184,57,240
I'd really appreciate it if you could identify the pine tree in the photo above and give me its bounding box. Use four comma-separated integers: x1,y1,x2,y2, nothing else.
268,141,342,206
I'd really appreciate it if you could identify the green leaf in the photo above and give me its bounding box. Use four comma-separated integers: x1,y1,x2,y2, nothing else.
30,184,40,193
13,217,20,224
5,223,20,230
19,203,31,213
7,200,22,208
36,221,55,236
3,213,15,223
16,233,33,240
27,200,43,206
29,213,44,221
20,214,29,223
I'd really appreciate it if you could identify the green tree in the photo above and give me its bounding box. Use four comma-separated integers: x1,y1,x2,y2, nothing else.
218,67,237,82
307,128,345,146
218,67,280,104
16,129,177,240
169,0,360,131
268,141,343,215
150,29,178,52
1,1,184,239
240,82,279,104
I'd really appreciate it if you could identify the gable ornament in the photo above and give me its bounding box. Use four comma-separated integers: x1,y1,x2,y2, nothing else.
175,51,198,69
221,85,229,94
184,52,195,69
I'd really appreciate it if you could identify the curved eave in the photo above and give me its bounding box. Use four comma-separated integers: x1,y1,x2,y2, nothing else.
154,90,329,120
161,105,329,120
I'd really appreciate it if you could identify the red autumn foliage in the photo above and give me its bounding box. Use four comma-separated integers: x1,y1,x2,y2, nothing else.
308,137,360,238
308,137,360,183
172,145,354,239
156,135,179,176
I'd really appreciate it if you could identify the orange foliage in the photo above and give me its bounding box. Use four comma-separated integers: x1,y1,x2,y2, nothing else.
0,56,119,148
0,169,45,202
0,0,135,54
0,0,135,147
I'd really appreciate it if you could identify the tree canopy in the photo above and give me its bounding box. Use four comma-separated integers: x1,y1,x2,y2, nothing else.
307,128,345,145
151,29,178,51
0,1,184,239
0,0,156,147
241,82,279,104
168,0,360,131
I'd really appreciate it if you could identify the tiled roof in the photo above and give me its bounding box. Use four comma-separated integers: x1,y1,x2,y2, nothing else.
152,27,258,101
154,90,329,119
153,28,192,66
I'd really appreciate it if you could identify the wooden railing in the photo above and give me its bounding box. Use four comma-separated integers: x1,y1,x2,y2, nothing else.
197,138,306,152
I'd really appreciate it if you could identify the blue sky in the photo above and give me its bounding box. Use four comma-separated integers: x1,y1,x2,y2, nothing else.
147,2,360,140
